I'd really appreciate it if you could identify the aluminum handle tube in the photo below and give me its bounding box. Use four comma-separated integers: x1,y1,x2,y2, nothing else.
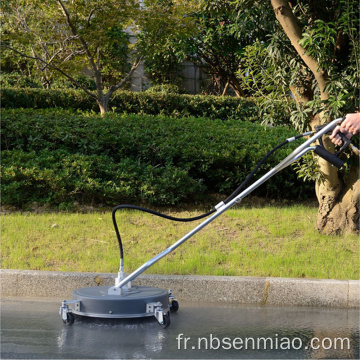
108,118,343,294
275,118,343,172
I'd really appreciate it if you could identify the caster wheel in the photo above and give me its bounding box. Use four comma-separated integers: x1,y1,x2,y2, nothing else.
170,300,179,312
161,313,171,328
63,312,75,326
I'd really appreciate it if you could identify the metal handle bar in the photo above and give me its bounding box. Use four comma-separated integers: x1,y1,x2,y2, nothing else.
108,118,343,295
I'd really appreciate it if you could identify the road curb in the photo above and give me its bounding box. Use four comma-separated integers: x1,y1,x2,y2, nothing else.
1,269,359,308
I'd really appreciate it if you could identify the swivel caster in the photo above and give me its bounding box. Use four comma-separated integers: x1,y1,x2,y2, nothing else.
168,290,179,313
63,312,75,326
60,300,76,326
170,300,179,312
161,312,171,328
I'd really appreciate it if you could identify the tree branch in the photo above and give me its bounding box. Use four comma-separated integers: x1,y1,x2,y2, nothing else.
64,35,80,42
96,46,100,69
86,9,96,28
271,0,329,101
56,0,103,98
42,47,67,69
106,57,143,97
2,43,97,100
62,49,86,62
56,0,96,67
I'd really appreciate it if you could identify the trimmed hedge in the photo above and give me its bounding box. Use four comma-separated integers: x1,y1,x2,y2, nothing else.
1,87,265,121
1,88,96,112
1,108,313,208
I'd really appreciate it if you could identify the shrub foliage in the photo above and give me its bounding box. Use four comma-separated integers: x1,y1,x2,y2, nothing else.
1,87,291,122
1,109,313,208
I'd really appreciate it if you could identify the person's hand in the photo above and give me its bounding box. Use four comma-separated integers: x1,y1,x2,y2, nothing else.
329,126,353,146
330,113,360,146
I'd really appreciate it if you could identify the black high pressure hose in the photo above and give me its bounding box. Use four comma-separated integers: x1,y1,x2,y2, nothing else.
112,204,216,264
112,131,313,263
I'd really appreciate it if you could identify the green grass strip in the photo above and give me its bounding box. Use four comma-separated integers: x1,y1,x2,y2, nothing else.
1,206,358,280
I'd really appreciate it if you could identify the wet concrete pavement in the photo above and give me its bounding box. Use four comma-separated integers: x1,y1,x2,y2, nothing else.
1,297,359,359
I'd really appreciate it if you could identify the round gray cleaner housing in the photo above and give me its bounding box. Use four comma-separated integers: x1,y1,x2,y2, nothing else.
60,285,177,328
73,286,170,318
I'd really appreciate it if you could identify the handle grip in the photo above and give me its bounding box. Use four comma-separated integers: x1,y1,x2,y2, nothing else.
335,132,352,155
314,146,345,168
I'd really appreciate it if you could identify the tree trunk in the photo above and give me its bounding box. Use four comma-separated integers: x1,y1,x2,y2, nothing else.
312,117,359,234
222,80,230,96
271,0,359,234
228,74,245,97
316,161,359,234
98,97,109,117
